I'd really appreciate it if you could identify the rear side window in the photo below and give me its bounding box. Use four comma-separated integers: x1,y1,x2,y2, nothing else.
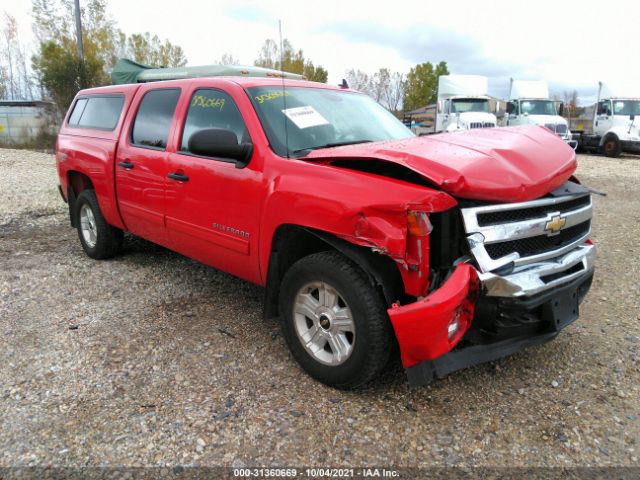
67,95,124,130
131,89,181,150
68,98,88,125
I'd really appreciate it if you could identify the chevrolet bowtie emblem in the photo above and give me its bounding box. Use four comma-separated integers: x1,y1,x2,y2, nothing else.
545,215,566,234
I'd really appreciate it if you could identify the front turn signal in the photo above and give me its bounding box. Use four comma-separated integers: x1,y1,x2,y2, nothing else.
407,211,433,236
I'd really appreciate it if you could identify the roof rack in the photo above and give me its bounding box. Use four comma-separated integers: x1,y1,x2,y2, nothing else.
110,58,305,85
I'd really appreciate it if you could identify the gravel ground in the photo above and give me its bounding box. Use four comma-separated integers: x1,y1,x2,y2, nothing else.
0,148,638,470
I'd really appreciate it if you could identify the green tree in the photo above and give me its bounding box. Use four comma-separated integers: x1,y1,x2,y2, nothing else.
402,61,449,111
345,69,372,95
126,33,186,67
32,39,104,114
254,38,328,83
31,0,187,114
215,53,240,65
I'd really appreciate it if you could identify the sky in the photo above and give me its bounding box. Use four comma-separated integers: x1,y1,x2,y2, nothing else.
5,0,639,105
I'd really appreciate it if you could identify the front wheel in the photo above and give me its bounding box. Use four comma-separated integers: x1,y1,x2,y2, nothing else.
602,135,621,158
278,251,394,389
75,189,123,259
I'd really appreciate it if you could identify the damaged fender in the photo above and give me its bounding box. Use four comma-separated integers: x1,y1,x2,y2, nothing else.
388,263,480,368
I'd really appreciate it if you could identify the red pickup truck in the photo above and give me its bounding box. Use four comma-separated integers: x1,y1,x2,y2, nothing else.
56,76,595,389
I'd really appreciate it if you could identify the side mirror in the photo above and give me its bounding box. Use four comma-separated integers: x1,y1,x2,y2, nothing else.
631,114,636,121
188,128,253,168
558,103,564,116
495,101,500,114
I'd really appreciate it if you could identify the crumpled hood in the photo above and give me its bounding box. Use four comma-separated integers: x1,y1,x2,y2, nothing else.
306,125,577,203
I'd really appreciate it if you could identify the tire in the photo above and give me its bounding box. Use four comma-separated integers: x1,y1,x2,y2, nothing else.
278,250,393,389
75,189,123,259
602,135,622,158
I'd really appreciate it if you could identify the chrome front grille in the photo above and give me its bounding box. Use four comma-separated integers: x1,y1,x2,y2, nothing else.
461,193,593,274
469,122,496,129
484,220,590,259
544,123,568,136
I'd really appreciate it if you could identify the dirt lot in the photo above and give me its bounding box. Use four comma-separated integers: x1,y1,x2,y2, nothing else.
0,148,638,470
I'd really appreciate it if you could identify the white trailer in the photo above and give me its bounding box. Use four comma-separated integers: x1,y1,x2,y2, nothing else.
503,79,576,148
571,82,640,157
434,75,497,133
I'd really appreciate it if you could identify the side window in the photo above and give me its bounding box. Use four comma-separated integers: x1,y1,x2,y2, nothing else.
506,102,515,115
68,98,88,125
131,89,181,149
598,101,611,116
180,89,249,152
78,96,124,130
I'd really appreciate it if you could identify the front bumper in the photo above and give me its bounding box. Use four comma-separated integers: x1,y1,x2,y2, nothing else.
388,243,595,387
565,138,578,149
405,271,593,387
621,140,640,153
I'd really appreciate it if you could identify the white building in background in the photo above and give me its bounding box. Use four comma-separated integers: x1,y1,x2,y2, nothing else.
0,100,57,145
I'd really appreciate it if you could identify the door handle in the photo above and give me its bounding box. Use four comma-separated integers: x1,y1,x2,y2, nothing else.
168,172,189,182
118,160,134,169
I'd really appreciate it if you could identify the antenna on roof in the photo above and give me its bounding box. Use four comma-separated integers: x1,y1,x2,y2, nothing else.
279,20,290,159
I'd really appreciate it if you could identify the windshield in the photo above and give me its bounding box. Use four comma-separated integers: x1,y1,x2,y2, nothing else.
450,98,490,113
613,100,640,116
520,100,556,115
247,86,413,157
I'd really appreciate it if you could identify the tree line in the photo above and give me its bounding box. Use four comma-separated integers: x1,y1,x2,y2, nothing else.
1,0,452,118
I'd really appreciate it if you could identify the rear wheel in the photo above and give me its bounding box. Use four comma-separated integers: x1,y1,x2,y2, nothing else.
602,135,621,158
279,251,393,389
75,189,123,259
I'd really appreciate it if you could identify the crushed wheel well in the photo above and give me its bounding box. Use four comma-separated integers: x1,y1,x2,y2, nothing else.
263,225,405,319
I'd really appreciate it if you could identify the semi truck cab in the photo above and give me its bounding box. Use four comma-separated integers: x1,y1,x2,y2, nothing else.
572,81,640,157
435,75,497,133
504,79,576,148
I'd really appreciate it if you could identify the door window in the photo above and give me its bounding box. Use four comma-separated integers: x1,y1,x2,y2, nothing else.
597,101,611,116
180,89,249,153
131,89,181,150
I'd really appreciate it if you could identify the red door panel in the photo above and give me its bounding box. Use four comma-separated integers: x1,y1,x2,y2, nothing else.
165,152,263,283
115,87,182,247
164,86,264,283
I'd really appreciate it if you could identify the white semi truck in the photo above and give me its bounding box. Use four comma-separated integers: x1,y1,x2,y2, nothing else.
570,82,640,157
503,79,576,148
434,75,497,133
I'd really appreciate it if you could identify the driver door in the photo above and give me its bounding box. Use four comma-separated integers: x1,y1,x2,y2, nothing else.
596,100,612,133
165,87,263,283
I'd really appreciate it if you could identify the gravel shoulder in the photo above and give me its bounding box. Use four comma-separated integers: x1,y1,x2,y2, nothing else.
0,148,638,468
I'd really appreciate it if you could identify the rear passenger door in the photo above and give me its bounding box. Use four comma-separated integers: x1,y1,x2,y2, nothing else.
115,87,181,247
165,86,263,283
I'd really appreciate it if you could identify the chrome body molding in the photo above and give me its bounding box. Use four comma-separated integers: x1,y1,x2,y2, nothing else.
478,244,595,297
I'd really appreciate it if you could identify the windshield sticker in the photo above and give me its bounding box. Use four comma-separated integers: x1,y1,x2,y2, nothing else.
191,95,225,111
282,106,329,129
254,91,291,104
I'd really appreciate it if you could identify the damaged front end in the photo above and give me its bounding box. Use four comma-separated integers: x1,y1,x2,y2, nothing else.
385,181,596,387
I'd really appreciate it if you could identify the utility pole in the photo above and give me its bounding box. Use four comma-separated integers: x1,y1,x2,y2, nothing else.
74,0,84,61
